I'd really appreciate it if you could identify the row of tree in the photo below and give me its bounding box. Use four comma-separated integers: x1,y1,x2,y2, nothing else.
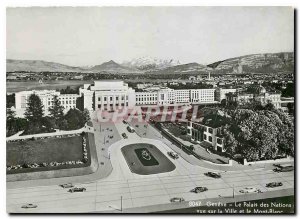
217,105,294,162
6,94,90,137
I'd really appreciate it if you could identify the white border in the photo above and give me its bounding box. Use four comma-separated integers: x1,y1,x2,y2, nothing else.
1,1,298,218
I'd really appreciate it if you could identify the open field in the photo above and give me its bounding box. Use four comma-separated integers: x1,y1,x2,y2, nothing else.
6,135,88,174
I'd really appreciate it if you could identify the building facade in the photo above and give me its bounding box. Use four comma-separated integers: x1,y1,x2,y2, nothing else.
187,121,225,152
15,90,79,117
215,88,237,102
79,80,136,111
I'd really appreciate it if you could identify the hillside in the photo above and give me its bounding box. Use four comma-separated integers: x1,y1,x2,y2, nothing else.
147,62,212,74
208,52,294,74
89,60,141,73
6,59,84,72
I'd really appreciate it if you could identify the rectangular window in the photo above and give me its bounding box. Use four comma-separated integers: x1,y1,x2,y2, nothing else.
203,134,207,140
116,96,119,101
209,136,212,142
98,97,101,101
110,97,113,101
208,128,213,134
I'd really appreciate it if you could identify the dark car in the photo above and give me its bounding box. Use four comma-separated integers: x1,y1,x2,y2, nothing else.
191,187,208,193
273,166,294,172
68,187,86,193
170,197,185,203
204,172,221,178
21,204,37,209
122,133,128,139
60,183,74,188
266,182,283,188
167,151,179,159
122,120,127,124
127,126,135,133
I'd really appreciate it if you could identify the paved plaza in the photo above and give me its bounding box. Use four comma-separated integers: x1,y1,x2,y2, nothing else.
6,119,294,213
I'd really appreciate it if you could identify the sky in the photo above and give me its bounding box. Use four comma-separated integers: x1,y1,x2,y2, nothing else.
6,7,294,66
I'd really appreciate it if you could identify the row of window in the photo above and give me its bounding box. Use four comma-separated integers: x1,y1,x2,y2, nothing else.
97,102,128,108
48,100,76,105
97,96,128,101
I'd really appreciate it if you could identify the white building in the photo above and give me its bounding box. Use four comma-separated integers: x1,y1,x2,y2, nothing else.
190,89,215,103
15,90,79,118
215,88,237,102
187,121,225,152
79,80,136,111
135,92,158,105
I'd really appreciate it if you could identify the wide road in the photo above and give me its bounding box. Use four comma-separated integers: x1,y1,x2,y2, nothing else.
7,119,294,213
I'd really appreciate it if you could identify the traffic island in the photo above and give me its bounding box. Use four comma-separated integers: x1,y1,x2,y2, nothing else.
121,143,175,175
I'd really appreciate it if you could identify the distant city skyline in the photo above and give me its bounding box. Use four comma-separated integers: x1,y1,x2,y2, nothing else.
7,7,294,66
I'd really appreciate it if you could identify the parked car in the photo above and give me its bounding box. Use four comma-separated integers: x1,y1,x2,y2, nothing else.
239,187,262,194
167,151,179,159
60,183,73,188
68,187,87,193
170,197,185,203
122,120,127,124
191,187,208,193
266,182,283,188
204,172,221,178
21,204,37,209
122,133,128,139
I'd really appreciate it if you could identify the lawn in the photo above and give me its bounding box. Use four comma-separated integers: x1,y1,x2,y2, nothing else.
121,143,175,175
7,135,84,166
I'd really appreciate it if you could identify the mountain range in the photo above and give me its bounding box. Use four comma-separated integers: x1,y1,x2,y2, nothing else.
7,52,294,74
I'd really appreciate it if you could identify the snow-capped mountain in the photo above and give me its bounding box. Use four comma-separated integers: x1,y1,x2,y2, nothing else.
122,56,181,71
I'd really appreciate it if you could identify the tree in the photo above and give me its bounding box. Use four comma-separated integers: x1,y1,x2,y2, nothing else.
6,93,15,108
24,94,44,123
83,108,91,123
62,108,85,130
48,95,64,128
6,108,16,121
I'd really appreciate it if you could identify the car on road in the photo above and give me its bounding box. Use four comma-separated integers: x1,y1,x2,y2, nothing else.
122,120,127,124
167,151,179,159
191,187,208,193
68,187,87,193
273,165,294,172
266,182,283,188
122,133,128,139
21,204,37,209
60,183,73,188
204,172,221,178
127,126,135,133
239,187,262,194
170,197,185,203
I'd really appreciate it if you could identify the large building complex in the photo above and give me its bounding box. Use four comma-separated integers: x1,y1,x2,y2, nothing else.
79,81,136,111
79,81,217,110
13,81,283,117
15,90,80,117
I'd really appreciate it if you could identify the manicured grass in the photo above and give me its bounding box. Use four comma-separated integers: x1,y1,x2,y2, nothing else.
135,148,159,166
7,136,83,166
121,143,175,175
